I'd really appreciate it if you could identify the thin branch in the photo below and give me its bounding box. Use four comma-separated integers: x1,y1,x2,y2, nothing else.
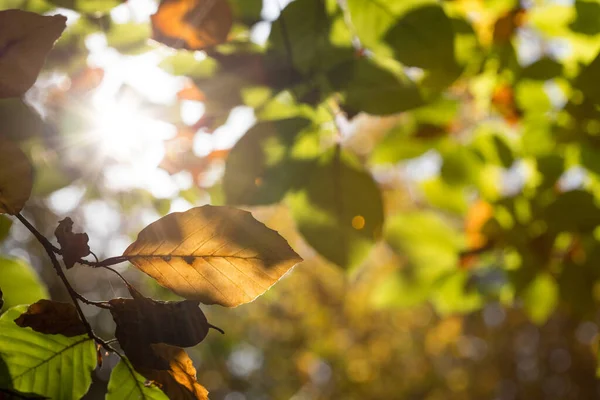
15,213,112,340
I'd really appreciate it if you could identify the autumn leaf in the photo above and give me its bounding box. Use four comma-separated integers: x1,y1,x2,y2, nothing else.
460,200,494,268
138,344,208,400
110,283,222,348
0,138,33,215
54,217,91,269
0,10,66,98
14,299,86,337
123,205,302,307
151,0,233,51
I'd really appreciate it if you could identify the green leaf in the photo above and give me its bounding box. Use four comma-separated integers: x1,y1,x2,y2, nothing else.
522,273,558,325
385,211,463,272
575,52,600,105
0,257,48,312
223,118,319,205
106,23,152,55
107,359,168,400
328,57,423,116
288,149,384,269
159,52,217,79
269,0,333,74
230,0,263,25
544,190,600,233
47,0,120,14
0,306,96,399
346,0,432,54
431,271,483,315
520,57,563,81
570,0,600,36
0,215,12,242
384,3,460,89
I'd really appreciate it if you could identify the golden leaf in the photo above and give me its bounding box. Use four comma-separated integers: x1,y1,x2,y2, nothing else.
0,138,33,214
151,0,233,51
0,10,66,98
123,205,302,307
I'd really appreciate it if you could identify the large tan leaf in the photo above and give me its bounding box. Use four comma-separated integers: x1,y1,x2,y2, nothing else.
0,138,33,214
123,205,302,307
151,0,232,51
0,10,66,98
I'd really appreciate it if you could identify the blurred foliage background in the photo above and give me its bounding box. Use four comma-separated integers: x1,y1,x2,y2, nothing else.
3,0,600,398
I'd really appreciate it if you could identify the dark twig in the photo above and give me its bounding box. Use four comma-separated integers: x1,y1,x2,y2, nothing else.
15,214,113,342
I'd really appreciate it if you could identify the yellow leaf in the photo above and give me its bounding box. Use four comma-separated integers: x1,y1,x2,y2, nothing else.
123,205,302,307
151,0,233,51
0,10,66,98
0,138,33,214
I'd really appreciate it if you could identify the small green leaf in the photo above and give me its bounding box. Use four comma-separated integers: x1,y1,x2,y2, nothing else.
384,3,460,90
522,273,558,325
0,257,48,312
106,23,152,55
288,148,384,269
107,359,168,400
223,118,319,205
328,57,423,116
0,306,96,399
47,0,120,14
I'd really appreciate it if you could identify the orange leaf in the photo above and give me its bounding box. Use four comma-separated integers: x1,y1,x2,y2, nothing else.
151,0,233,51
178,83,205,101
0,10,66,98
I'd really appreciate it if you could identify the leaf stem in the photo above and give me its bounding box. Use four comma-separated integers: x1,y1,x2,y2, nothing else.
15,213,114,349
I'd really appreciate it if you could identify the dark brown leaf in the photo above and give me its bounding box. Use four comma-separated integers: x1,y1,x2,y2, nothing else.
54,217,90,269
14,299,87,337
151,0,233,51
109,285,222,370
0,10,66,98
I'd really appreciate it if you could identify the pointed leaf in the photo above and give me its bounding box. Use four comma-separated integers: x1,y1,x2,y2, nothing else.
151,0,233,51
136,344,208,400
0,138,33,214
14,300,86,337
0,306,96,399
107,358,168,400
123,205,302,307
0,10,66,98
288,149,384,269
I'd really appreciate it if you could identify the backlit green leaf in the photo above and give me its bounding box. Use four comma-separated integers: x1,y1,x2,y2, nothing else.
0,306,96,399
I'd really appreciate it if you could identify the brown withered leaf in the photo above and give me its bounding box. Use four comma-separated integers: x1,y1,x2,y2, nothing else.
54,217,90,269
151,0,233,51
123,205,303,307
109,284,221,349
137,344,208,400
0,10,66,98
14,299,87,337
0,138,33,215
